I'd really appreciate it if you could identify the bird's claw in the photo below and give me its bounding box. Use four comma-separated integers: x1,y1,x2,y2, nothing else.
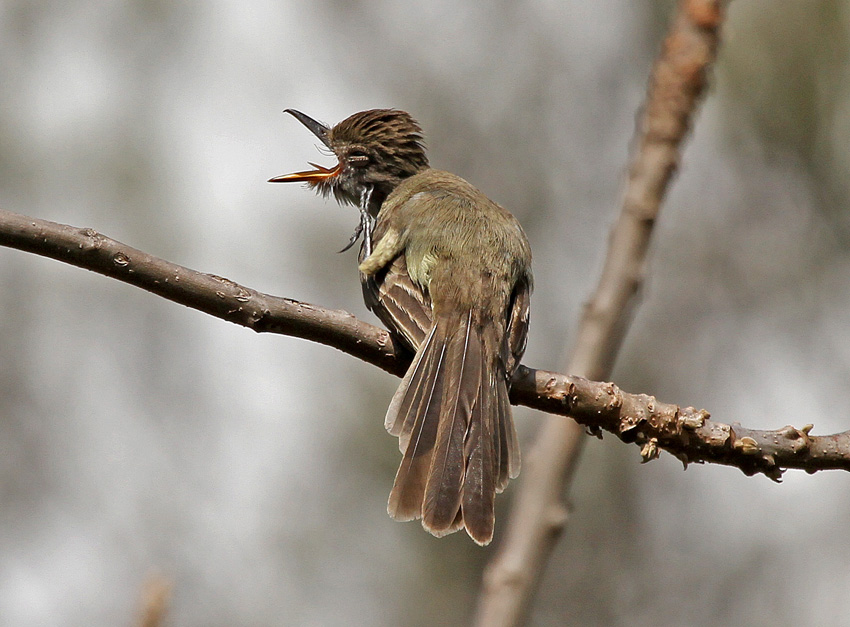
338,219,364,253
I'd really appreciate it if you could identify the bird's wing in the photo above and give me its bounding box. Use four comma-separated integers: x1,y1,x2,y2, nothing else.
362,253,432,352
504,274,531,377
498,273,530,483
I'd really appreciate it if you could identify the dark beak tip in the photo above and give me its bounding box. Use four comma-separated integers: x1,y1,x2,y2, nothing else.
283,108,332,149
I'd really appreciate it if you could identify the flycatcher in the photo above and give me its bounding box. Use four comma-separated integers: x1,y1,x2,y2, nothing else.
270,109,532,545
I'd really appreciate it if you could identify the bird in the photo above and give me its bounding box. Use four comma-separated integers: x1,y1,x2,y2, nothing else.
269,109,532,545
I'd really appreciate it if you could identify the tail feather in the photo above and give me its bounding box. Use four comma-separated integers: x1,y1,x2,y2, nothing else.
385,310,519,544
422,311,481,535
500,379,521,480
460,361,497,545
492,372,508,493
397,343,444,454
495,373,520,489
387,330,447,521
385,325,436,437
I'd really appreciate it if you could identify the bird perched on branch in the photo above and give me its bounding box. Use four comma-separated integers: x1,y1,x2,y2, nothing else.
270,109,532,545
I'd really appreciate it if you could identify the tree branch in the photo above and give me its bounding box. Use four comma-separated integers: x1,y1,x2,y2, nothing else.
476,1,728,624
2,206,848,478
0,207,406,376
511,367,850,476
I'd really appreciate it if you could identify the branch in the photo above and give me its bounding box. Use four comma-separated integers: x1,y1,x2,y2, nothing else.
476,1,728,624
0,207,406,377
2,206,848,477
511,368,850,476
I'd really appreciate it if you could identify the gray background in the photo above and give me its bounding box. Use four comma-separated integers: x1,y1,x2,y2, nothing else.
1,1,849,625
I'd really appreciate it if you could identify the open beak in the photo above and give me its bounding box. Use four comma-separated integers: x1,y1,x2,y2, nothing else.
268,109,340,183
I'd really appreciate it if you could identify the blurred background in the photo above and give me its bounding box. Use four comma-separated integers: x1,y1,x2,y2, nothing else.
1,0,850,625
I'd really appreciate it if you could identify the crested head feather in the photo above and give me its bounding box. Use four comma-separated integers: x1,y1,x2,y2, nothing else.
330,109,429,174
310,109,429,207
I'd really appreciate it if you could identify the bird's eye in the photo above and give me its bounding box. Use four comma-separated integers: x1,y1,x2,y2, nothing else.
348,150,369,166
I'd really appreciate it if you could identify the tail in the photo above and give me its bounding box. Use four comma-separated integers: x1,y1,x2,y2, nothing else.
385,310,520,545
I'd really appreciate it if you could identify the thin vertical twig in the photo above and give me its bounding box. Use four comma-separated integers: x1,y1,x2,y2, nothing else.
474,2,725,624
135,575,172,627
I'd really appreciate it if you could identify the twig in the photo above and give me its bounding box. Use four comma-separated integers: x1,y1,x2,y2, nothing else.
135,575,172,627
475,1,726,624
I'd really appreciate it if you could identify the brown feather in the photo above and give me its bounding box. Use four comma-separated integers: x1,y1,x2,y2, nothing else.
460,339,497,545
422,311,482,535
365,255,432,350
498,372,521,482
386,321,454,520
385,324,435,436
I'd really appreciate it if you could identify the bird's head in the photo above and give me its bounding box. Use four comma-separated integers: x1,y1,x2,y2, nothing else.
269,108,429,212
